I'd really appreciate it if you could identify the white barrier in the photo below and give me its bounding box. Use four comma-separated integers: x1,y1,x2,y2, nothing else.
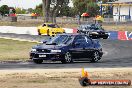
0,26,75,35
63,28,74,33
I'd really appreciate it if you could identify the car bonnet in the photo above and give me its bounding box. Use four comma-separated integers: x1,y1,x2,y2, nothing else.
33,43,66,50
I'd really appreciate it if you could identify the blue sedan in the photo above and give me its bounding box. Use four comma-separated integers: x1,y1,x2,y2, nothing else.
30,34,103,64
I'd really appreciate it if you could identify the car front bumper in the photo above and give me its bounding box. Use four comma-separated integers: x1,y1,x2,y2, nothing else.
30,52,64,61
89,33,109,38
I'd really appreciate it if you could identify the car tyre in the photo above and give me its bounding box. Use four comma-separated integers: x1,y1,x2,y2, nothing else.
103,36,108,39
61,52,72,64
90,51,100,63
47,29,50,36
77,30,80,33
38,29,41,35
33,59,43,64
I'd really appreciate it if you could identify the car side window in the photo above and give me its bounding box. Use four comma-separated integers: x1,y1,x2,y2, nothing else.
74,35,87,44
76,38,86,44
85,36,93,46
79,36,93,46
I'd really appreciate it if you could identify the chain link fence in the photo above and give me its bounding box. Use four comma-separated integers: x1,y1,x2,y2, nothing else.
0,15,132,23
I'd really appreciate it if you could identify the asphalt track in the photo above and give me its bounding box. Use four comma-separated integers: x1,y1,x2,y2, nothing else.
0,33,132,69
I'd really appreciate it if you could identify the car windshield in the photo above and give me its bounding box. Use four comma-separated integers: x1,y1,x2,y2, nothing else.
46,35,73,45
90,24,103,30
79,25,91,29
47,24,59,28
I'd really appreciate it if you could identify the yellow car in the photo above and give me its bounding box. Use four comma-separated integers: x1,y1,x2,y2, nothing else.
37,23,65,36
95,15,104,22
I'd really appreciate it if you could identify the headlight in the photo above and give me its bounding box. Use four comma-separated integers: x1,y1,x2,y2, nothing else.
51,50,61,53
31,49,36,52
91,32,98,34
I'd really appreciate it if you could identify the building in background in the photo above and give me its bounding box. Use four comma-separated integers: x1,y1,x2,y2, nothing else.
98,0,132,22
112,0,132,22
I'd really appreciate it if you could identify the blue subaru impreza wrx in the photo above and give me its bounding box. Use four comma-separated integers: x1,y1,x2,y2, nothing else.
30,34,103,64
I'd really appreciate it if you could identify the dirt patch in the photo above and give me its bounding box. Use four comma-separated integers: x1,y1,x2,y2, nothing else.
0,68,131,88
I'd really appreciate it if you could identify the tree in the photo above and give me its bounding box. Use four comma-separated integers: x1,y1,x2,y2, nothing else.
42,0,69,23
27,8,33,13
87,2,100,17
0,5,9,16
15,8,26,14
58,5,75,17
72,0,87,15
33,4,43,16
72,0,117,16
72,0,97,15
9,7,16,14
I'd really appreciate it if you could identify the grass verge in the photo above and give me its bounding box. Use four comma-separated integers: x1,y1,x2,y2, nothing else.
0,38,37,61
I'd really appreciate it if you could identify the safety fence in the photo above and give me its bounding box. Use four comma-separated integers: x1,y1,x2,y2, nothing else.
1,15,132,24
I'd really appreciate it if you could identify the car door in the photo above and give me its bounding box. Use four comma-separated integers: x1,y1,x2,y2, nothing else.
40,24,47,35
84,36,95,58
70,35,87,59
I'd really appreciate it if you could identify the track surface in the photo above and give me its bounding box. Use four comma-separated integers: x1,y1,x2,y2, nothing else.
0,33,132,69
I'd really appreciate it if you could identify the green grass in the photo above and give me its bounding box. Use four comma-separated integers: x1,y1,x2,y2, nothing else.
0,20,79,28
0,38,37,61
0,20,43,27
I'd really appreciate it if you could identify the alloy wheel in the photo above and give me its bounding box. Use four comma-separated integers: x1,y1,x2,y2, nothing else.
65,52,72,63
90,51,100,63
93,51,100,62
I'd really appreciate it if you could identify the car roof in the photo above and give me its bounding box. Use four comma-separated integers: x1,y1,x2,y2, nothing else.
79,23,100,26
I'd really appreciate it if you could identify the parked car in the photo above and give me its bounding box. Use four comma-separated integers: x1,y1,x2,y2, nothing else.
30,34,103,64
37,23,65,36
77,24,109,39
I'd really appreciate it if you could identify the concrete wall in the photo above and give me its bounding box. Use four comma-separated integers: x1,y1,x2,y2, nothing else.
0,26,77,35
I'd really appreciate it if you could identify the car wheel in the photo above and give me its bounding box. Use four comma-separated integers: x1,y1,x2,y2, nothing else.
78,30,83,34
33,59,43,64
47,29,50,36
103,36,108,39
61,52,72,64
77,30,80,33
91,51,100,62
38,29,41,35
